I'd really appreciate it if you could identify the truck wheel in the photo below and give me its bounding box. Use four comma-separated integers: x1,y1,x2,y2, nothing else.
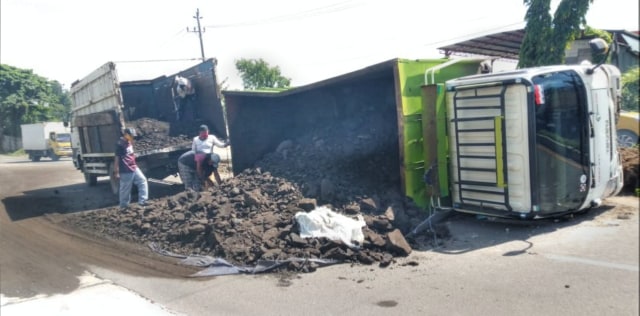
31,156,41,162
109,163,119,195
84,173,97,186
617,130,638,148
50,154,60,161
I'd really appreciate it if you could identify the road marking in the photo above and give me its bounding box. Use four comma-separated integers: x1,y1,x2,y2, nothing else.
545,254,639,272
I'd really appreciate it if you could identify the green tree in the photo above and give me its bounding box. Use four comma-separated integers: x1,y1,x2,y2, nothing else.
519,0,593,68
49,80,72,121
235,58,291,90
519,0,554,67
621,66,639,112
0,64,70,140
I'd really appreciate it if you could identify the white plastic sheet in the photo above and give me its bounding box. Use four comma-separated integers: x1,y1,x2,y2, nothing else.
294,206,366,249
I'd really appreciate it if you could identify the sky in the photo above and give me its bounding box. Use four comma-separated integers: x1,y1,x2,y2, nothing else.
1,0,638,90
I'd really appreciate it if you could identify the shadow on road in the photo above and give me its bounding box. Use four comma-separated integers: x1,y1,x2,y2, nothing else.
415,204,617,256
2,179,183,221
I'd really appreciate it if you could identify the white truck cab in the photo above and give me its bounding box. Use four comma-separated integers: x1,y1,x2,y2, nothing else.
445,62,623,218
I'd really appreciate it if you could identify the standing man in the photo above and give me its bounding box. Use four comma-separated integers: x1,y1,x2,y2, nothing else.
114,127,148,210
192,124,229,187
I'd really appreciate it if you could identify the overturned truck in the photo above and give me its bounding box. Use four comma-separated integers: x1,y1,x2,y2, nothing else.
70,59,227,194
223,57,624,219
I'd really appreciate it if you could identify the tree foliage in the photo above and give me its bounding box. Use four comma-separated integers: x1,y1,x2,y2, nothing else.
519,0,593,68
621,66,639,112
0,64,71,138
519,0,554,67
235,58,291,90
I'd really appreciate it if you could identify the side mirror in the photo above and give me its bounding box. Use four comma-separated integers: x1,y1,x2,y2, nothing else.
589,38,609,56
586,38,610,75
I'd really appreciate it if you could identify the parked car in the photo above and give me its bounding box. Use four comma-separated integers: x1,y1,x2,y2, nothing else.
617,111,639,148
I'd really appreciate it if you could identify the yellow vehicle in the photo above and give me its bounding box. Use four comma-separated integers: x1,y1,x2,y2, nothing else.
20,122,72,161
617,111,639,148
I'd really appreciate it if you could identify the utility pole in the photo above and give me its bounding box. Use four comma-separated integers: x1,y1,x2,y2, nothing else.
187,8,206,62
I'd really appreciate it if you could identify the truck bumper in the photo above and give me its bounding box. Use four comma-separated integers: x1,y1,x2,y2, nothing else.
54,150,73,157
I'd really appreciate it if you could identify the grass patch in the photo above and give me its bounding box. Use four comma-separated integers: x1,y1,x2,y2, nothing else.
6,148,25,156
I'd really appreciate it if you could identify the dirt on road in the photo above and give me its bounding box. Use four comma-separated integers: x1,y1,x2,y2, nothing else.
60,129,640,275
1,151,638,302
0,158,202,299
62,117,441,273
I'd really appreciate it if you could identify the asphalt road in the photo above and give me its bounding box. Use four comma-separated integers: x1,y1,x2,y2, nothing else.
0,155,638,315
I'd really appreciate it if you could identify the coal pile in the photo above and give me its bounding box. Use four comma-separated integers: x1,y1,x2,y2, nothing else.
65,114,442,273
620,147,639,191
129,118,192,151
66,167,435,272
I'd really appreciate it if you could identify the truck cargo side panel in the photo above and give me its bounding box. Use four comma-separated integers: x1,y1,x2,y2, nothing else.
225,72,398,185
70,62,124,121
225,95,309,174
74,111,119,155
119,81,155,121
119,60,227,139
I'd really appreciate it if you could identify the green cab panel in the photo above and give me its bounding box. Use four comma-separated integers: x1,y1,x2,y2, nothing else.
396,59,486,208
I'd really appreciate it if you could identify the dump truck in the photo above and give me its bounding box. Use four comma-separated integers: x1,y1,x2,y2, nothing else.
69,59,227,194
20,122,72,161
223,50,623,218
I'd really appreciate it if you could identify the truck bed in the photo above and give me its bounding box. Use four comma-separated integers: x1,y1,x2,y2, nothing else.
70,59,226,157
70,59,225,182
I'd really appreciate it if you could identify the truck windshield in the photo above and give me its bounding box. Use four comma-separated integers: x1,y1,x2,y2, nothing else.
56,133,71,142
532,70,589,213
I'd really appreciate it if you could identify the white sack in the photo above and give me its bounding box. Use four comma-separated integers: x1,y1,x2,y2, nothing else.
294,206,366,249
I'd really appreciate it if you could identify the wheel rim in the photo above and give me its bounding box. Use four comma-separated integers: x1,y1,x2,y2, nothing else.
617,131,638,148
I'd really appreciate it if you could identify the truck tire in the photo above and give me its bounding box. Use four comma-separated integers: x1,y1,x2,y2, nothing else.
50,154,60,161
84,173,97,186
109,163,119,196
31,155,41,162
617,129,638,148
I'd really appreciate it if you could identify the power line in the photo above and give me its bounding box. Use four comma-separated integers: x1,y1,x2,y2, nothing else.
113,58,202,63
420,21,526,48
291,21,527,68
155,28,189,50
204,1,362,29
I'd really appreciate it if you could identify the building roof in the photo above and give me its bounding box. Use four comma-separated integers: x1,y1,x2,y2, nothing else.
437,29,639,59
437,29,526,59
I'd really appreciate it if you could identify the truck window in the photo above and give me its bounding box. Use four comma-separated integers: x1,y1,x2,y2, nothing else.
532,71,589,213
56,133,71,142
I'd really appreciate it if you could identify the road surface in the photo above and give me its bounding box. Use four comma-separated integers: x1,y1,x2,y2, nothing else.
1,155,638,315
